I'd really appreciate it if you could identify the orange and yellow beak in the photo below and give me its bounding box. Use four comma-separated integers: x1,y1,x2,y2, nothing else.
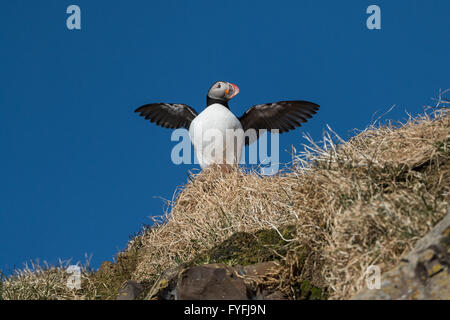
226,83,239,99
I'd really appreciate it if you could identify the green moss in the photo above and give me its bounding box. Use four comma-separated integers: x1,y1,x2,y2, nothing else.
189,225,296,267
87,248,141,300
435,139,449,155
295,280,328,300
310,287,327,300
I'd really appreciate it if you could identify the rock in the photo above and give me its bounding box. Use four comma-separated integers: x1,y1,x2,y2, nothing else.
353,210,450,300
145,227,329,300
147,262,284,300
177,264,248,300
116,280,143,300
234,262,287,300
264,290,289,300
147,265,184,300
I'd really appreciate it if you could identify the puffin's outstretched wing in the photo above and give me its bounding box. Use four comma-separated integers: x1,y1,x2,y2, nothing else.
239,101,319,144
135,103,198,129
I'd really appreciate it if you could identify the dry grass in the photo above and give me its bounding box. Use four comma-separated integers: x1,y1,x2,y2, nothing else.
305,109,449,298
130,107,449,299
0,253,140,300
0,260,98,300
2,104,449,300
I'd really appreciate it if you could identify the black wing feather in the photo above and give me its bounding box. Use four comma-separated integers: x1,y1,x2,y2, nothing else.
239,100,319,145
135,103,198,129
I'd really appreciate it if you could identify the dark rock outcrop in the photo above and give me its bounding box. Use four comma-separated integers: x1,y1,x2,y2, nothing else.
116,280,143,300
145,226,328,300
147,262,285,300
177,264,248,300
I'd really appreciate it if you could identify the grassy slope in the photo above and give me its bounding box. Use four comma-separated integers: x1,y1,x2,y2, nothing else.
1,108,449,300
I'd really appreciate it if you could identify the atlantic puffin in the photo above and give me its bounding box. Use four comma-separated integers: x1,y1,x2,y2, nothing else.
135,81,319,169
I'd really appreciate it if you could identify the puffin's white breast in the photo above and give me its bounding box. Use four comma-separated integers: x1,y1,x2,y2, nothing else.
189,103,244,169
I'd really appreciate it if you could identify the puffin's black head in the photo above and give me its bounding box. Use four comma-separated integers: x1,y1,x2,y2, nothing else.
207,81,240,102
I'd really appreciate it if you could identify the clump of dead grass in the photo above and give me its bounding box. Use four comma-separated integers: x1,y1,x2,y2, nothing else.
132,166,303,281
304,108,449,298
0,259,97,300
0,252,142,300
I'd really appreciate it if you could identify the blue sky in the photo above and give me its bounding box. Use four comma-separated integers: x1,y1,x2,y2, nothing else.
1,0,449,273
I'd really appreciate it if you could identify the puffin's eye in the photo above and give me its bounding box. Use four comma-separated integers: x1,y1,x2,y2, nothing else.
217,83,221,89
